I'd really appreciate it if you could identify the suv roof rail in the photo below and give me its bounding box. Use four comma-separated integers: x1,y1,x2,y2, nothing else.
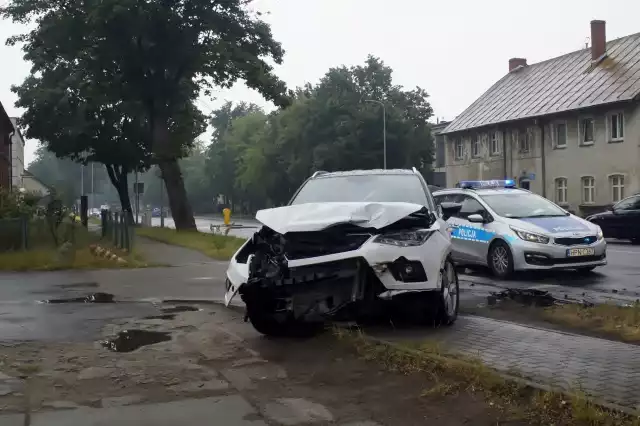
412,167,419,174
311,170,328,178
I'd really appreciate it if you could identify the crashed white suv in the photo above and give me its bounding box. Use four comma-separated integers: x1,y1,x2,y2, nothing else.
224,168,462,336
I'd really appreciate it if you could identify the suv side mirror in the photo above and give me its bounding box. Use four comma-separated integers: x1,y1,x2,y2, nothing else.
440,202,462,221
467,213,485,223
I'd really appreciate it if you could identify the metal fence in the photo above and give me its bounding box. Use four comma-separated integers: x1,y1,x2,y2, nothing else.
0,216,80,252
100,211,135,251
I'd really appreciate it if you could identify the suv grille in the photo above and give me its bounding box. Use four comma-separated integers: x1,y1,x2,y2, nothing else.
554,236,597,246
284,231,371,260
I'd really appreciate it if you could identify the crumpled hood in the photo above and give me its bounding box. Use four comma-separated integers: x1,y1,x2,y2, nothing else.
255,202,426,234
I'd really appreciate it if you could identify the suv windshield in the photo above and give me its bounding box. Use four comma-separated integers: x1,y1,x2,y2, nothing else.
290,174,429,206
480,192,568,218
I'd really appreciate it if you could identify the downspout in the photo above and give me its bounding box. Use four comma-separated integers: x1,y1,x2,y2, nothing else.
539,121,546,198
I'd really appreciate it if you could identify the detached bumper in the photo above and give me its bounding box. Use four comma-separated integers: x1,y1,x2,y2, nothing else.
511,238,607,270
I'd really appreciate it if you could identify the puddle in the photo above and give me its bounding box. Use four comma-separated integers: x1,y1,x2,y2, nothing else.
100,330,171,352
161,306,199,314
42,292,115,304
143,314,176,320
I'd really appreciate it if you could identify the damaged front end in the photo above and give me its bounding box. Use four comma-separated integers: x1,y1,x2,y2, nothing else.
233,207,440,325
240,225,381,323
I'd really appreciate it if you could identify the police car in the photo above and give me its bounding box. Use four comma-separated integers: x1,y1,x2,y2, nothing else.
433,180,606,278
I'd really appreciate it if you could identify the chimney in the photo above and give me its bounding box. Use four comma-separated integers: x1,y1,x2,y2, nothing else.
508,58,527,72
590,20,606,60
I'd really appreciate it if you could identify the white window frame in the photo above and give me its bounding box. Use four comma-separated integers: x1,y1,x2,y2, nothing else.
608,111,624,142
490,131,501,155
554,177,568,205
455,138,465,160
581,176,595,204
578,117,595,146
471,134,480,158
609,174,625,202
552,121,568,149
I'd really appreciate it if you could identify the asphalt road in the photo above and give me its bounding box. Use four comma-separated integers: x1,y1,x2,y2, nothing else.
154,215,640,301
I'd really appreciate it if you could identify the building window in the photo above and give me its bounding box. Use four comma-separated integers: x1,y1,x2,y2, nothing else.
471,134,480,157
609,112,624,141
581,176,595,204
490,131,501,155
518,129,532,153
435,136,445,168
553,122,567,148
610,175,625,202
555,178,567,204
455,139,464,160
579,118,594,145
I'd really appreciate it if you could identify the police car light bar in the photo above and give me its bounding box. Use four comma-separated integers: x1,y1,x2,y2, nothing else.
458,179,516,189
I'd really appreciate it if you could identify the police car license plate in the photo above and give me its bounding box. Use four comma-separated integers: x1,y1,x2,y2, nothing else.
567,248,595,257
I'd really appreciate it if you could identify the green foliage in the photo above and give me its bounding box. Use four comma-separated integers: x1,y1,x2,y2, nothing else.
0,188,42,219
206,56,435,213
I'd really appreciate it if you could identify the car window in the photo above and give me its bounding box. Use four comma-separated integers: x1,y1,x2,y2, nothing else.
614,196,640,211
480,191,567,218
458,196,486,219
434,193,461,206
290,174,430,206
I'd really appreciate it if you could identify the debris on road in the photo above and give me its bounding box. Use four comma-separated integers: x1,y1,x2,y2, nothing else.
489,288,557,307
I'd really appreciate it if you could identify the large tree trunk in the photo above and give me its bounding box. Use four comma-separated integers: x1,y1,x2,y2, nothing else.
152,119,196,230
105,165,134,225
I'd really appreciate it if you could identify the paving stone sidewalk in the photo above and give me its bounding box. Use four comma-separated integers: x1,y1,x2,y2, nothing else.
370,315,640,410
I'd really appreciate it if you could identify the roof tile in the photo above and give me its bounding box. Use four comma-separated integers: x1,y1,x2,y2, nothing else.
443,33,640,134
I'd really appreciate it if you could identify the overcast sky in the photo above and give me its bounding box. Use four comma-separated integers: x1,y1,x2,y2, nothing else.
1,0,639,167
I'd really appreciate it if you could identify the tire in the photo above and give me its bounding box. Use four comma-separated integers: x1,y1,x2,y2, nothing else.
576,266,596,274
435,257,459,326
488,240,514,279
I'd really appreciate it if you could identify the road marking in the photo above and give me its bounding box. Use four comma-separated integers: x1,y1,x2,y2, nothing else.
191,277,215,280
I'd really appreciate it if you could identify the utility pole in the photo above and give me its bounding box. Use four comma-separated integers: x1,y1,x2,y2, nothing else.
159,169,165,228
364,99,387,169
91,162,94,210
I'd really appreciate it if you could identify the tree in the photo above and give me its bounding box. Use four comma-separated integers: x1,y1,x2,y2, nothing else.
1,0,292,229
225,56,435,209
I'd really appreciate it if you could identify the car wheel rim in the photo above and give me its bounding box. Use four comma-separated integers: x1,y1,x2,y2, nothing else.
492,246,509,274
442,261,458,317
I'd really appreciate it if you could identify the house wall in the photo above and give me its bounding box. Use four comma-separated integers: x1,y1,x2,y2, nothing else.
9,118,24,189
22,175,49,195
443,101,640,215
0,121,11,190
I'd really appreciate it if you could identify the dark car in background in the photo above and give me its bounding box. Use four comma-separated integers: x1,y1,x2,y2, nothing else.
586,194,640,244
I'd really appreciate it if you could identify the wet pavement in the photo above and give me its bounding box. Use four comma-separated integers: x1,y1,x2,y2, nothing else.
365,315,640,410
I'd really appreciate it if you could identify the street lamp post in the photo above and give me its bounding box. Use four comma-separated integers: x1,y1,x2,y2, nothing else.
364,99,387,169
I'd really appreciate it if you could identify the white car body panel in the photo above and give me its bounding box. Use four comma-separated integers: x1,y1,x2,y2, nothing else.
224,203,452,307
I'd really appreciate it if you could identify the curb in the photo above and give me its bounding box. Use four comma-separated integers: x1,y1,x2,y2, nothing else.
361,334,640,418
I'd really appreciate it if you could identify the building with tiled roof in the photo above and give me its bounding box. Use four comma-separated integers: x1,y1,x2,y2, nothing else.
0,102,13,190
441,20,640,215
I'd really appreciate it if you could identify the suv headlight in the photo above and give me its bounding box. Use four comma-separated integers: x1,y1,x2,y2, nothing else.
510,227,550,244
596,226,604,241
374,230,434,247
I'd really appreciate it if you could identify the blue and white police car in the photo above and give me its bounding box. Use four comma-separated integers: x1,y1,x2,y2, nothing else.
433,180,606,278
